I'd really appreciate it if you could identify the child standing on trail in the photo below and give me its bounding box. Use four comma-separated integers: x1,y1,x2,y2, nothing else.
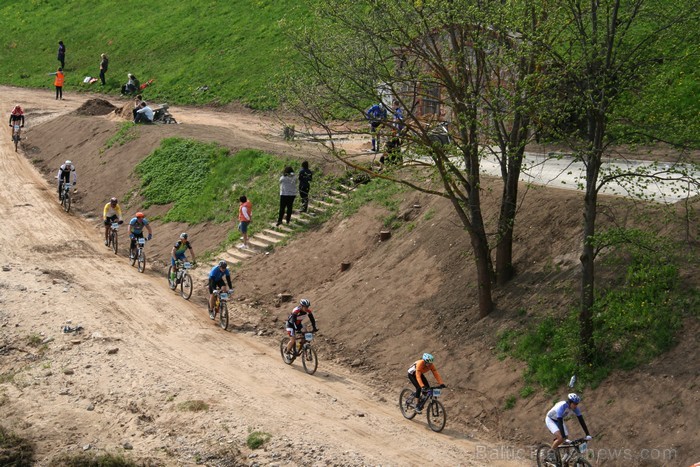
49,67,64,100
237,195,252,249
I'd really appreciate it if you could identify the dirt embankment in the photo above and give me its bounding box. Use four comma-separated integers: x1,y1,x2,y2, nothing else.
1,86,698,466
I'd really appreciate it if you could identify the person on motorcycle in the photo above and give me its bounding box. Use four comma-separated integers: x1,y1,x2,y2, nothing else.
56,160,77,201
170,233,196,288
545,393,592,450
208,260,233,315
127,212,152,258
9,105,25,134
103,197,123,246
407,353,446,414
283,299,318,358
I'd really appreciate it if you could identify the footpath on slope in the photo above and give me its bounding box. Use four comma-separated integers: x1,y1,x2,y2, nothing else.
0,86,528,466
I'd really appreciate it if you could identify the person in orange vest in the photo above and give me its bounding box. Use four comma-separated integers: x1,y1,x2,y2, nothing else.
49,67,64,100
237,195,252,249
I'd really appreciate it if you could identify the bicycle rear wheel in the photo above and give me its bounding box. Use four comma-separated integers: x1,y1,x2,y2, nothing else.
301,345,318,375
137,250,146,273
536,444,556,467
572,458,592,467
427,399,446,432
279,338,294,364
219,301,228,330
399,389,418,420
180,273,193,300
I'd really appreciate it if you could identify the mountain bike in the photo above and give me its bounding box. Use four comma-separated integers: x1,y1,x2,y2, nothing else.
399,386,447,432
279,328,318,375
209,288,230,330
59,182,72,213
536,438,592,467
107,221,121,255
12,124,22,152
129,237,147,273
168,260,194,300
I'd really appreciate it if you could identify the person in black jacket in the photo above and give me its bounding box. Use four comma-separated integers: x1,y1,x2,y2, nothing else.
298,161,313,213
57,41,65,69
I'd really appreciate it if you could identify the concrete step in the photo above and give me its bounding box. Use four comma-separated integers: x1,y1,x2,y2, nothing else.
328,196,344,204
262,228,286,240
248,238,271,251
315,199,334,208
272,223,295,234
254,232,283,244
330,189,349,197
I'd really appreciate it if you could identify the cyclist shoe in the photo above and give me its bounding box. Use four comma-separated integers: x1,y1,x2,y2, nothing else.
104,240,108,246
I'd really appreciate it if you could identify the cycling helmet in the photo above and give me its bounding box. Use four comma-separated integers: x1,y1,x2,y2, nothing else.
299,299,311,307
218,260,228,269
110,197,118,204
11,105,22,114
422,353,434,364
65,160,72,165
180,233,188,239
135,212,145,219
568,393,581,404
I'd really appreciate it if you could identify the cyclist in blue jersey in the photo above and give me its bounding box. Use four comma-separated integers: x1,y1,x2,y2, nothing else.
170,233,196,288
127,212,153,258
366,103,387,152
545,393,592,450
208,260,233,314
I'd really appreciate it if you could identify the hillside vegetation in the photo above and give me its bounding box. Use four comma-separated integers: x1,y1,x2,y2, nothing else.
0,0,311,108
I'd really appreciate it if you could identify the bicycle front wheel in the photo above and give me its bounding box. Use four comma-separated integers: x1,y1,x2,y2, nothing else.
111,232,118,255
427,399,446,432
535,444,555,467
13,135,18,152
64,194,71,213
137,250,146,273
181,273,193,300
301,345,318,375
399,389,418,420
219,301,228,330
280,337,293,365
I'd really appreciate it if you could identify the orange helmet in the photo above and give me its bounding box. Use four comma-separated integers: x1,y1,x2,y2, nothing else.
135,212,145,219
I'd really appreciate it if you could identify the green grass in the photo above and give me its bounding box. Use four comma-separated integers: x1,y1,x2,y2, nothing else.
498,232,689,391
0,424,35,467
246,431,271,450
105,122,137,149
0,1,312,108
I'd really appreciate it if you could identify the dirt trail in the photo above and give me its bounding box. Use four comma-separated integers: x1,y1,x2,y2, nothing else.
0,87,526,465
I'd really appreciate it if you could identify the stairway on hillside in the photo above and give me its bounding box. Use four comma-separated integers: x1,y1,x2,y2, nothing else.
212,184,353,268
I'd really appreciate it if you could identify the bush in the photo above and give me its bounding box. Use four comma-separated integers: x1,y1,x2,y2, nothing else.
246,431,271,450
0,425,35,467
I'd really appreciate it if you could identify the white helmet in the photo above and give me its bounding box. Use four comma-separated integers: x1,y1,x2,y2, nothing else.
65,160,72,165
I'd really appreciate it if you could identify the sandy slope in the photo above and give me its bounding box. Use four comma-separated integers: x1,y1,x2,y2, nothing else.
0,87,527,466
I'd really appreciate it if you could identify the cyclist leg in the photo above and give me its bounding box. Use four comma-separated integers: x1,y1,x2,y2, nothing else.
104,218,111,244
284,328,297,354
415,374,430,410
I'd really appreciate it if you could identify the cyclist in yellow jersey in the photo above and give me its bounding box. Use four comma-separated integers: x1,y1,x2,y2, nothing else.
170,233,195,287
103,197,123,246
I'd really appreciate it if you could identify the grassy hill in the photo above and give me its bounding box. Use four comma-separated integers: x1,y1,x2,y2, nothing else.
0,0,311,108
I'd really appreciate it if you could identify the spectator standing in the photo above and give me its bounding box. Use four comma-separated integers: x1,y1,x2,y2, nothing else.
237,195,252,249
133,102,153,124
298,160,313,213
57,41,66,69
277,166,297,227
366,103,387,152
99,53,109,85
49,67,64,100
